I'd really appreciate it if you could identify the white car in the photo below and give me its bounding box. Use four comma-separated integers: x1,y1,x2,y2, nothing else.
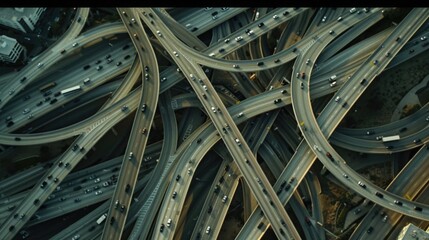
173,51,179,57
330,81,337,87
235,36,243,42
211,107,216,113
95,190,103,195
72,42,79,47
203,85,208,91
313,145,321,152
22,108,31,114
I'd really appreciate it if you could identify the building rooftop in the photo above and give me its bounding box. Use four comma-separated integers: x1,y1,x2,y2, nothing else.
397,223,429,240
0,8,40,20
0,35,17,56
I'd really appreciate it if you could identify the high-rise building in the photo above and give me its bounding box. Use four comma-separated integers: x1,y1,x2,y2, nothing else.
0,35,24,63
0,8,46,33
397,223,429,240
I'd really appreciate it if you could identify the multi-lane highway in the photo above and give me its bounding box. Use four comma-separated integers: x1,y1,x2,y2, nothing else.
1,7,429,240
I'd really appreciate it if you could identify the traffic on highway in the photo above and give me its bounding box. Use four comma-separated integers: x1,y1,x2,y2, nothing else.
0,7,428,240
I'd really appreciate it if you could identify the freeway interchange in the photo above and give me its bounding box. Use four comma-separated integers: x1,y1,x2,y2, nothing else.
0,7,428,240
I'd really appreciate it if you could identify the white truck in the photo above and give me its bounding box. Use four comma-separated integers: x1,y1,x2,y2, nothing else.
96,213,107,224
382,135,400,142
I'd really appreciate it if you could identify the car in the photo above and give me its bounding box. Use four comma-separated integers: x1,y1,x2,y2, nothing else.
322,16,327,22
337,16,342,21
206,226,211,234
274,99,281,104
94,178,100,183
116,61,122,66
237,112,244,118
360,78,367,85
211,106,217,113
326,152,334,160
106,58,113,64
60,49,66,54
367,226,373,234
330,81,337,87
83,65,90,70
33,199,40,205
120,204,125,212
306,59,311,65
273,14,279,19
173,51,179,57
140,128,147,134
22,108,31,114
386,145,394,150
167,218,172,227
350,8,356,13
235,36,243,42
343,173,349,178
4,116,12,122
96,65,103,71
247,30,254,36
335,96,341,102
399,127,407,132
233,64,239,68
95,190,103,195
329,30,334,35
125,184,131,193
258,22,264,27
224,38,230,43
257,62,264,66
412,205,423,212
301,72,306,79
160,224,165,232
300,82,304,89
20,77,27,83
235,138,241,145
366,130,375,135
6,121,14,127
414,139,421,144
172,191,177,199
72,42,79,47
373,60,378,65
133,33,139,39
141,103,147,112
375,192,383,198
342,102,347,108
203,85,208,91
376,136,383,141
358,181,366,188
313,145,321,152
385,52,391,57
41,181,47,188
71,234,80,240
